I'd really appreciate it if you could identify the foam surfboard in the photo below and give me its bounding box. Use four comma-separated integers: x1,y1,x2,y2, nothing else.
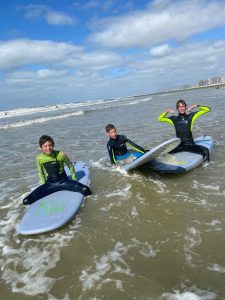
17,161,89,235
121,137,181,171
148,135,213,173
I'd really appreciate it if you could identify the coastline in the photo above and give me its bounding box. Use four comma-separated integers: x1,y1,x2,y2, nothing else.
133,82,225,98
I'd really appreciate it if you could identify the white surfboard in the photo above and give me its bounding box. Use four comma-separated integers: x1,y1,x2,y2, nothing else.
121,137,181,171
17,161,89,235
148,136,213,173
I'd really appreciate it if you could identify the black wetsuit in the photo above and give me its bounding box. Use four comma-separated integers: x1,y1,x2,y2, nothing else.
107,135,145,165
158,105,211,161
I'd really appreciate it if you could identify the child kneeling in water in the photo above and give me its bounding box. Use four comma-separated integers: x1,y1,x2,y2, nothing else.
105,124,147,166
23,135,91,205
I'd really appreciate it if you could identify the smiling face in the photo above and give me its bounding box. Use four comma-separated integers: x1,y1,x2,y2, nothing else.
40,140,54,155
107,128,117,139
176,100,187,115
177,103,186,114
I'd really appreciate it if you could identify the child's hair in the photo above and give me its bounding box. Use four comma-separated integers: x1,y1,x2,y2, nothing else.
39,135,55,147
176,99,187,109
105,124,116,132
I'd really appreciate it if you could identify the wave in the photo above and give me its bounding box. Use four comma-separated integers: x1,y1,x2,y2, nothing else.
0,111,84,130
0,96,152,130
0,96,151,120
0,100,104,119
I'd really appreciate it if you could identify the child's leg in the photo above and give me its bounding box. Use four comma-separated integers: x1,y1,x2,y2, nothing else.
23,182,52,205
59,179,92,196
133,152,143,159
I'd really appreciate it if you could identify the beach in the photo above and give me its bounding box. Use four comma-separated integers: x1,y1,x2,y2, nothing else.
1,87,225,299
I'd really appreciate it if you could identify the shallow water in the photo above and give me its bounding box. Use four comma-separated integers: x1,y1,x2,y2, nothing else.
1,87,225,299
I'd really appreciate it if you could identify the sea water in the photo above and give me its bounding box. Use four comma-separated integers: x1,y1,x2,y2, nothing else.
1,87,225,299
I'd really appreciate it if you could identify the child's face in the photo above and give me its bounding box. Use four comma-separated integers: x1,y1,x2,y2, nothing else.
177,103,186,114
107,128,117,139
40,141,54,155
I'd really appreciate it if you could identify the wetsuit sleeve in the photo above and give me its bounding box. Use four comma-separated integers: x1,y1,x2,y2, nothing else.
61,152,77,180
191,105,211,130
158,111,174,126
126,139,146,154
36,156,46,184
107,142,116,164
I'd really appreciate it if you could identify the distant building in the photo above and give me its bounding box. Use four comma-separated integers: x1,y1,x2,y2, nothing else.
196,75,225,87
221,75,225,83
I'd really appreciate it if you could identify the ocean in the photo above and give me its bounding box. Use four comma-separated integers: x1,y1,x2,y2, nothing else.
1,87,225,300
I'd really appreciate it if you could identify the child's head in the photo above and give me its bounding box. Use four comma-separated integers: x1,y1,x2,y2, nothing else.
176,99,187,114
39,135,55,154
105,124,117,139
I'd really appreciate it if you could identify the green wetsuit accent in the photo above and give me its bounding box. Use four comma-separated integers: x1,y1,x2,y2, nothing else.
158,105,211,131
158,105,211,137
36,150,76,184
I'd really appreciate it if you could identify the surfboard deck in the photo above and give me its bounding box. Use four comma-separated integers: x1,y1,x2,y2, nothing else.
148,135,213,173
17,161,89,235
121,137,181,171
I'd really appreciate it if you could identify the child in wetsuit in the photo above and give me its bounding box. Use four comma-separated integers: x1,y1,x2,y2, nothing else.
158,99,211,161
105,124,146,166
23,135,91,205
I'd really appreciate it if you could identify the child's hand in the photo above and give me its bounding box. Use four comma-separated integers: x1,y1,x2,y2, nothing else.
166,109,175,114
187,104,197,112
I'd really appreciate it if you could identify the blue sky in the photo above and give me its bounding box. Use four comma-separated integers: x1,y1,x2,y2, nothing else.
1,0,225,109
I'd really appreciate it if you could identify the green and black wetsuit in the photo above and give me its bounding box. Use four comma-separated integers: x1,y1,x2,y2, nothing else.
23,150,91,205
158,105,211,161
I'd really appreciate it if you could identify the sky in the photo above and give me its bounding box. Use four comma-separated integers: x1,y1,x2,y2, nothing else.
1,0,225,109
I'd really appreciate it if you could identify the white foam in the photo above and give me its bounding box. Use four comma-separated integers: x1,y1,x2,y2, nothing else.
79,241,133,291
0,110,84,129
192,181,220,191
0,200,82,296
79,238,159,292
106,184,132,198
131,206,138,218
161,290,216,300
207,263,225,273
183,227,202,266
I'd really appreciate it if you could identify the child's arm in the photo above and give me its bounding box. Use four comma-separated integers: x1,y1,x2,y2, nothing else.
62,152,77,180
107,144,117,164
36,156,46,184
158,111,174,125
190,105,211,130
126,138,146,154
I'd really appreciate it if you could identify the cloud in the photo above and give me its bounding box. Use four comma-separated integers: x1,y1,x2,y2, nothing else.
1,39,225,106
0,39,125,75
89,0,225,48
20,4,75,25
150,44,171,57
0,39,81,70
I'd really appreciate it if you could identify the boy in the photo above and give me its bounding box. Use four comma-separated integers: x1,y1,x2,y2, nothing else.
23,135,91,205
105,124,146,166
158,99,211,161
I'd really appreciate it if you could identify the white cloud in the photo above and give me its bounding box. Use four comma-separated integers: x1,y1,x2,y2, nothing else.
0,39,81,70
61,51,125,71
1,39,225,108
73,0,120,11
20,4,75,26
150,44,171,57
89,0,225,48
46,11,75,25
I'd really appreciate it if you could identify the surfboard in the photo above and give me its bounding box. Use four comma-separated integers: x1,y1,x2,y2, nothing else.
121,137,181,171
17,161,89,235
148,135,213,173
